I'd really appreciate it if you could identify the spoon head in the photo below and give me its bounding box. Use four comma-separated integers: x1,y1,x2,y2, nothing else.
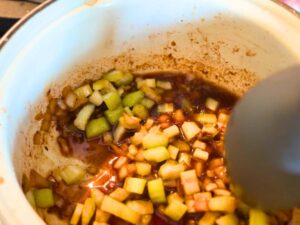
225,66,300,210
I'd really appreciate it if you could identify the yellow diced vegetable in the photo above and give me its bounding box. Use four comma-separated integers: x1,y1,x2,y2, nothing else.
142,132,168,149
167,193,184,204
158,161,185,180
193,149,209,161
178,152,192,166
70,203,83,225
168,145,179,160
101,196,141,224
148,178,166,203
89,91,103,106
198,212,220,225
205,98,219,111
143,146,170,163
195,113,217,124
109,187,130,202
82,198,96,225
60,165,86,185
249,209,269,225
208,196,236,213
74,84,93,98
180,170,200,195
124,177,147,194
74,104,95,130
126,200,154,214
91,189,105,207
193,140,207,150
164,201,187,221
136,162,152,176
163,125,180,138
181,122,201,140
216,214,238,225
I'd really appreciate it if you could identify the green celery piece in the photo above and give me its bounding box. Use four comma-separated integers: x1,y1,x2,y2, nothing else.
141,98,155,109
164,201,187,221
101,196,141,224
104,71,133,86
147,178,166,203
34,188,54,208
249,209,269,225
92,79,116,94
122,90,144,107
103,92,121,110
132,104,149,119
124,106,134,116
123,177,147,194
60,165,86,185
26,190,36,210
86,117,111,138
143,146,170,163
104,106,124,125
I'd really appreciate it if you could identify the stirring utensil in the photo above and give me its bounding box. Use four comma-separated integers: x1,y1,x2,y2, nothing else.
225,66,300,210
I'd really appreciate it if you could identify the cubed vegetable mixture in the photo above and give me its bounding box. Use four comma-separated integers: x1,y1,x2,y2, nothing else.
24,70,293,225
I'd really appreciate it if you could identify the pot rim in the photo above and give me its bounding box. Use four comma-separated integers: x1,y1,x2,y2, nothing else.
0,0,299,50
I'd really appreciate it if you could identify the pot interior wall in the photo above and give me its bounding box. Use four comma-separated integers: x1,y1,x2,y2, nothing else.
0,0,300,224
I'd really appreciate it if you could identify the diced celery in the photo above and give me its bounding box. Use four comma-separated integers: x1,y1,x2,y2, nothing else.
132,104,149,119
147,178,166,203
123,90,145,107
168,145,179,160
141,98,155,109
205,98,219,111
249,209,269,225
137,78,156,88
86,117,110,138
60,165,86,185
101,196,141,224
25,190,36,210
156,80,172,90
103,92,121,110
74,84,93,98
158,161,185,180
124,177,147,194
95,209,111,223
178,152,192,166
117,87,125,96
142,132,168,149
91,189,105,207
180,170,200,195
181,121,201,141
92,79,115,92
117,72,134,86
82,198,96,225
216,214,238,225
208,196,236,213
109,187,130,202
136,162,152,176
157,103,174,113
195,113,217,124
126,200,154,214
104,106,124,125
124,106,134,116
143,146,170,163
70,203,83,225
34,188,54,208
89,91,103,106
198,212,220,225
163,125,180,138
103,70,124,83
74,104,95,130
141,86,161,102
113,124,126,143
164,200,187,221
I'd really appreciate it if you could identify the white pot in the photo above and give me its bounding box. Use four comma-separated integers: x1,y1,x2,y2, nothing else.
0,0,300,224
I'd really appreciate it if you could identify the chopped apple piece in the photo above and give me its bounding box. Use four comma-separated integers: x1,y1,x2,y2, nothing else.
148,178,166,203
163,125,180,138
126,200,154,215
193,149,209,161
109,187,130,202
168,145,179,160
142,132,168,149
205,98,219,111
143,146,170,163
180,170,200,195
124,177,147,194
181,122,201,140
158,161,185,180
164,201,187,221
136,162,152,176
